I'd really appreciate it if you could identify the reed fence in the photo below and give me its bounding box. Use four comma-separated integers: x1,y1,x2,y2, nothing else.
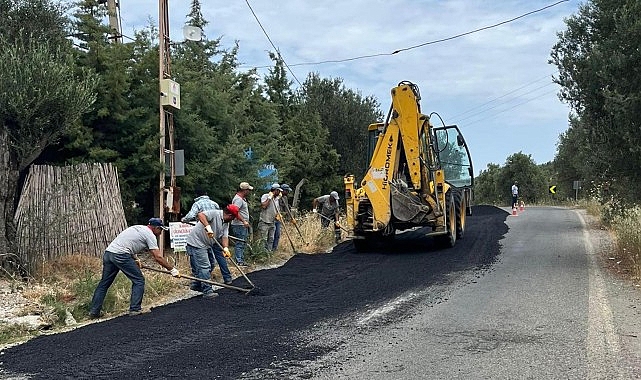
15,163,127,274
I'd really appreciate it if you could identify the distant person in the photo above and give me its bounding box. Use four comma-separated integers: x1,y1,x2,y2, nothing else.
313,191,342,243
258,183,281,251
185,205,240,297
511,181,519,208
230,182,253,266
89,218,180,318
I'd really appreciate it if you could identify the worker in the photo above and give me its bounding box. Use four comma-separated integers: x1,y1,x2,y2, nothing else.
181,187,220,222
89,218,180,318
272,183,292,250
313,191,342,243
181,187,226,286
185,205,240,297
230,182,253,267
511,181,519,208
258,183,281,251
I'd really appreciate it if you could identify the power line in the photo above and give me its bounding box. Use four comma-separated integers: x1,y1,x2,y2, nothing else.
453,81,556,124
243,0,302,86
249,0,570,69
458,88,560,127
450,74,553,120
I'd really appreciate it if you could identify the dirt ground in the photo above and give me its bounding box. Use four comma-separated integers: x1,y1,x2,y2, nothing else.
0,206,521,379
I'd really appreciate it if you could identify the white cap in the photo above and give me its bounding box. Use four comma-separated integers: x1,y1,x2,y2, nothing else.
330,191,339,200
271,183,281,190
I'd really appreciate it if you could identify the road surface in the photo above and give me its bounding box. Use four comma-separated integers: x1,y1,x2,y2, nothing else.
0,206,638,379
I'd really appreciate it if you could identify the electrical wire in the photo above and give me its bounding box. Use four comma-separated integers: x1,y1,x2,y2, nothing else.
450,74,554,120
457,88,560,127
244,0,302,86
248,0,570,69
453,82,556,124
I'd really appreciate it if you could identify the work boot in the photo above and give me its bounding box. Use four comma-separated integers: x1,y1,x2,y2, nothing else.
88,312,103,320
203,291,219,298
224,279,233,285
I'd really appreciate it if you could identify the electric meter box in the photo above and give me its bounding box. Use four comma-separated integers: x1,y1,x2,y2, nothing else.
160,79,181,109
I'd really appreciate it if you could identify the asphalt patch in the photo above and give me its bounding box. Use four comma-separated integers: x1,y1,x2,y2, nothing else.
0,205,509,379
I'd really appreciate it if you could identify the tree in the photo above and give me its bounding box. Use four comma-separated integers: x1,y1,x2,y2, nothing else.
261,55,339,206
500,152,546,205
474,163,503,205
551,0,641,203
0,0,98,271
301,73,382,178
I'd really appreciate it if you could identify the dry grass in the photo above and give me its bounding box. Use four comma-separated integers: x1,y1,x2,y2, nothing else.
607,206,641,284
273,213,345,255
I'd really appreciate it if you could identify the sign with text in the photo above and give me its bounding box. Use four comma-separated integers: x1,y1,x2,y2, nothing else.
169,222,193,252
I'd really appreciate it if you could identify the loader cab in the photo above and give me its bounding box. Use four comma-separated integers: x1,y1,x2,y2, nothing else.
433,125,474,188
366,122,385,163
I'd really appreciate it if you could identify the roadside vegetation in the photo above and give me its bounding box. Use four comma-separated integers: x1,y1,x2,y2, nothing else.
580,199,641,286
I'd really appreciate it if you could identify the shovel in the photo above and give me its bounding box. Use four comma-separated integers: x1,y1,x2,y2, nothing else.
185,221,256,288
316,212,350,233
142,265,252,294
210,235,256,289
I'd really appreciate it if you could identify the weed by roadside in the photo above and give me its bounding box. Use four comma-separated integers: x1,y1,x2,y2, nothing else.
580,199,641,285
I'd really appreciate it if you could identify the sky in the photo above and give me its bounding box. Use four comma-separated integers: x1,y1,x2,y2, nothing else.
114,0,581,176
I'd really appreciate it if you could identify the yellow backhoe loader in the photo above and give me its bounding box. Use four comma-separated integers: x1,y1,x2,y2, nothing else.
344,81,474,251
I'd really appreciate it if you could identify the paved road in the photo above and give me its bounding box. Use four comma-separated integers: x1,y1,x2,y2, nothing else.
303,206,641,379
0,206,638,379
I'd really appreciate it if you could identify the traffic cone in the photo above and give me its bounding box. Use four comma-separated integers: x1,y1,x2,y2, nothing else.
512,207,517,216
519,202,524,212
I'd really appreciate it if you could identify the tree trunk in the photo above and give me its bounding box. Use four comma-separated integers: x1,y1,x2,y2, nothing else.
0,128,22,276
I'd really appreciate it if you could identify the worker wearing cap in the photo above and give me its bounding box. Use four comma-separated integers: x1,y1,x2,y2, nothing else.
230,182,253,266
89,218,179,318
259,183,281,251
185,205,239,297
181,187,220,223
313,191,342,242
272,183,292,250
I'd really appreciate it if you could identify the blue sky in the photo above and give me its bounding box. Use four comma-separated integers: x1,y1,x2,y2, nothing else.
114,0,580,176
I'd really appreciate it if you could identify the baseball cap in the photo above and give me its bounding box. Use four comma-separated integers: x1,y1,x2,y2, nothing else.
330,191,339,200
281,184,292,192
225,204,240,219
148,218,168,230
239,182,254,190
271,183,281,191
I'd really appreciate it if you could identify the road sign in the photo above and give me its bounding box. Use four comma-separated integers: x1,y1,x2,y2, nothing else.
549,185,557,194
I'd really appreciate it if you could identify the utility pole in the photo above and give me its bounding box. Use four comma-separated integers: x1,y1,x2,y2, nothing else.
106,0,122,43
158,0,180,249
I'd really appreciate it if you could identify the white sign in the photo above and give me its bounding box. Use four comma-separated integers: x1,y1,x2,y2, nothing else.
169,222,193,252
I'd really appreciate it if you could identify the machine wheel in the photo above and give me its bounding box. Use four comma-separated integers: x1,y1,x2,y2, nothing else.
454,189,466,239
436,191,457,248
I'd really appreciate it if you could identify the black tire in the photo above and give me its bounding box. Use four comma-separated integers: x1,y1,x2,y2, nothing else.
454,189,466,239
436,191,457,248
